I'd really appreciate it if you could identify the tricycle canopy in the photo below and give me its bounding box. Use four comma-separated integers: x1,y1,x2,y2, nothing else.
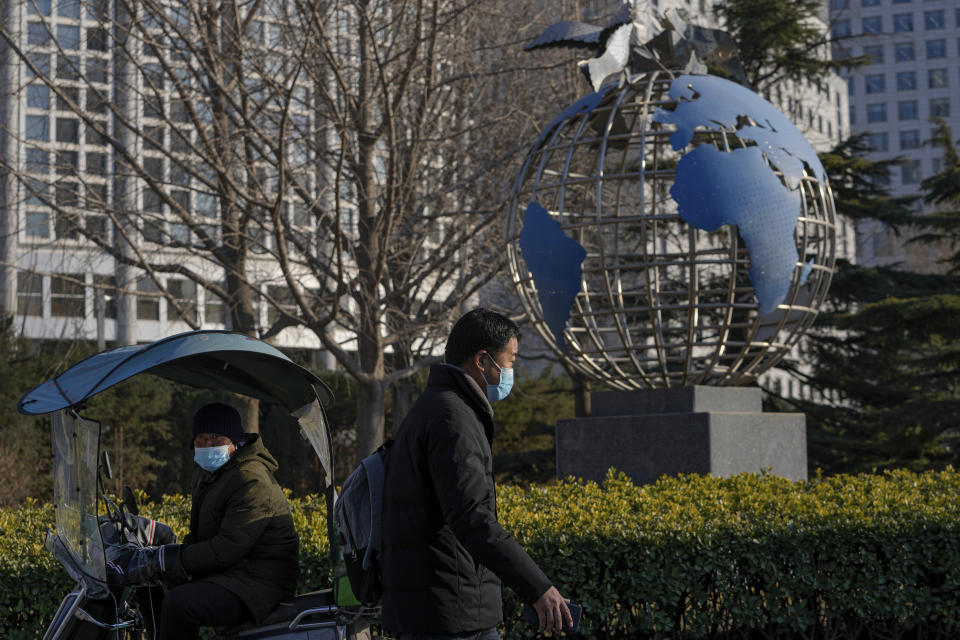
18,330,335,489
18,329,333,416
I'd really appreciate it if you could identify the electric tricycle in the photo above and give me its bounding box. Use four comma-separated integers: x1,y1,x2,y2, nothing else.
18,330,374,640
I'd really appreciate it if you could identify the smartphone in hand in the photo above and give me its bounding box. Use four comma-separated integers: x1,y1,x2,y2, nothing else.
521,602,582,633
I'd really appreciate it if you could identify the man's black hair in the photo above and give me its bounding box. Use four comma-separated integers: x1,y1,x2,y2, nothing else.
445,308,521,367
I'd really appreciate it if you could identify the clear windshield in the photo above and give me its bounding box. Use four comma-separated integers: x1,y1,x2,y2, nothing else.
51,410,107,586
293,394,333,488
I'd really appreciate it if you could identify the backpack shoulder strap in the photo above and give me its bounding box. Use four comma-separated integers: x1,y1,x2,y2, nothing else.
358,441,390,570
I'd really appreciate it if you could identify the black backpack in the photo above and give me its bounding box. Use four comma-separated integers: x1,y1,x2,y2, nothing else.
334,440,392,605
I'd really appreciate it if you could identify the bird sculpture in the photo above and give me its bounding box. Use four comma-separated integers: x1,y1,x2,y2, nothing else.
524,3,750,91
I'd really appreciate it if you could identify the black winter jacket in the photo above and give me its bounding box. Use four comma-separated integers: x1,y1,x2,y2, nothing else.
381,364,551,633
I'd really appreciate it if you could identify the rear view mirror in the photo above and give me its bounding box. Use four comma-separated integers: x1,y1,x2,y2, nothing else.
121,485,139,517
100,450,113,480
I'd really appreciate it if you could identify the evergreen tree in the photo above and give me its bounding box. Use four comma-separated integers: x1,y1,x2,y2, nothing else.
713,0,866,90
0,316,52,505
790,124,960,473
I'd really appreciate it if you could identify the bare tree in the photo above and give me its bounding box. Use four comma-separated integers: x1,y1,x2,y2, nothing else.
0,0,580,460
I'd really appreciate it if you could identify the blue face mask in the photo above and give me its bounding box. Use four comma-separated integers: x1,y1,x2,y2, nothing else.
480,353,514,403
194,445,232,472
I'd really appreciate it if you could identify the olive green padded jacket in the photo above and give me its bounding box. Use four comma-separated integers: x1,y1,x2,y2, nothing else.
180,434,299,622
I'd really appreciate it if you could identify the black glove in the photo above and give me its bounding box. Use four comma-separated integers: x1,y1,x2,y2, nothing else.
125,544,190,586
105,543,136,586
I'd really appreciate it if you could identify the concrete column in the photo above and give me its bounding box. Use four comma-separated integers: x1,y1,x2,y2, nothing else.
0,0,23,314
112,0,138,345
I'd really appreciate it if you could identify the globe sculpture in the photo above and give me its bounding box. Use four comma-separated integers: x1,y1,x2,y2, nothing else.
507,21,837,390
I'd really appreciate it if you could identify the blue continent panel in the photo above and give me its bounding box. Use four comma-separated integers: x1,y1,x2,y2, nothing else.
652,74,825,316
519,202,587,349
671,145,801,316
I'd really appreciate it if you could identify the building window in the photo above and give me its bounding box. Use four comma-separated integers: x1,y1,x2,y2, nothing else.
54,213,80,243
26,178,49,206
28,0,51,15
847,77,855,95
862,16,883,34
55,87,79,111
56,24,79,50
55,181,79,208
266,285,296,325
928,68,948,88
894,42,915,61
27,22,51,46
26,148,49,173
25,211,50,238
900,130,920,150
169,223,189,245
204,288,227,325
866,74,886,93
170,189,189,212
143,188,163,213
849,104,856,124
901,160,921,184
924,10,944,29
926,39,946,58
893,13,913,31
832,20,851,38
144,126,164,151
863,45,884,63
58,0,81,19
86,152,107,176
56,54,79,81
87,214,108,242
86,183,107,208
27,84,49,109
87,57,108,83
867,132,888,151
167,278,197,322
896,71,916,90
51,274,85,317
55,118,79,143
87,27,108,51
87,88,108,114
866,103,887,122
17,272,43,316
862,0,880,6
25,115,49,141
137,277,160,320
196,192,217,218
930,98,950,117
898,100,919,119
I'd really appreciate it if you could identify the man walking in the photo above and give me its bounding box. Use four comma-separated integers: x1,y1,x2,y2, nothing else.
382,308,572,639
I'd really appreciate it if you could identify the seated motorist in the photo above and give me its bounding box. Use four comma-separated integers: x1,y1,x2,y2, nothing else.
116,402,300,640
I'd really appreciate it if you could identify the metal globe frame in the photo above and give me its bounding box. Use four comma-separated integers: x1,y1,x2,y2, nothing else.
506,70,837,389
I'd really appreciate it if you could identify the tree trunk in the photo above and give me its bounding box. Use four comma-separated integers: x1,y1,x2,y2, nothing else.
356,379,385,465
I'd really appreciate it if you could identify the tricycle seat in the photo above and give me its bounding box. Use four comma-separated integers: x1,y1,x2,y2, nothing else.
219,589,338,638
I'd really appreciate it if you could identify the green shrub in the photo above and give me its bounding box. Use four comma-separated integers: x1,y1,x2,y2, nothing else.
5,470,960,639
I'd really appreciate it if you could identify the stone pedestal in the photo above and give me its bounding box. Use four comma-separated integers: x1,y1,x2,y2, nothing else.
556,386,806,484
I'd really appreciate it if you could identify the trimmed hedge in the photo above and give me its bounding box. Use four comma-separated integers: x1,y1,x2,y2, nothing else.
4,470,960,639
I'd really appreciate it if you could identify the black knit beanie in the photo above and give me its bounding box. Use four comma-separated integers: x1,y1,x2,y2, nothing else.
192,402,244,444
